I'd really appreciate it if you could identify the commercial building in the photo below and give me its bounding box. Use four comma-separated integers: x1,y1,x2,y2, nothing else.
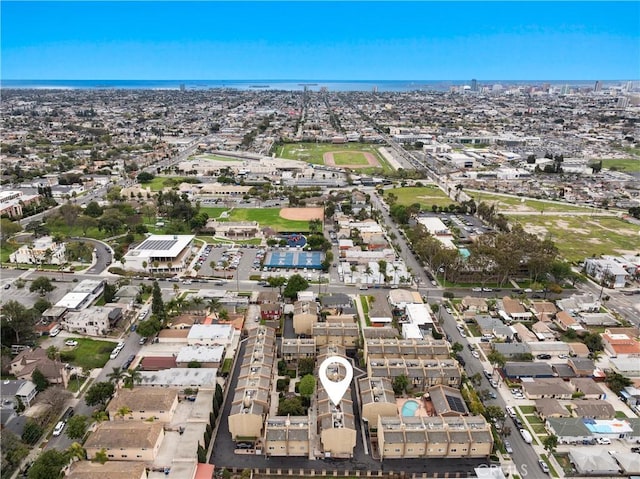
187,324,234,347
175,345,225,368
122,235,195,273
62,306,122,336
54,279,105,311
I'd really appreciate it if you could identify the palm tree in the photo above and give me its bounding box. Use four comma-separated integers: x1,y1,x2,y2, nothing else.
191,296,204,313
107,367,125,388
123,368,142,389
392,264,400,286
116,406,132,420
208,297,221,314
364,266,372,286
92,410,109,422
377,259,387,285
66,442,86,462
350,264,357,283
93,448,108,464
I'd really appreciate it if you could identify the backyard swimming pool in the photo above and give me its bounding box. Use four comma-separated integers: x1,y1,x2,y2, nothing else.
401,399,420,417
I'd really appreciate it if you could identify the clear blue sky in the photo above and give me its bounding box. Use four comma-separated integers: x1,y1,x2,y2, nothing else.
1,1,638,80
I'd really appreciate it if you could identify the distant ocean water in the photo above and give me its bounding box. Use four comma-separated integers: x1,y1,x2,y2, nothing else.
0,79,606,92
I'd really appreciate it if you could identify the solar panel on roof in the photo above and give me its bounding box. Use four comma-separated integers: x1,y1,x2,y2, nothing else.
139,239,178,251
445,394,466,413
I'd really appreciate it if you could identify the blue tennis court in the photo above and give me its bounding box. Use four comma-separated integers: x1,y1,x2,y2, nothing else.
264,250,324,269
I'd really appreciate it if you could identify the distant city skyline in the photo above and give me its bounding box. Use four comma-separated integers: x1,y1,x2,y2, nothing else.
1,1,638,81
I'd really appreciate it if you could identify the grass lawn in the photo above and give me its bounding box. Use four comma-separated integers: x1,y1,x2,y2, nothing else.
142,176,195,192
615,410,628,418
200,207,310,232
67,375,88,393
62,338,116,370
390,185,454,208
0,242,20,263
519,405,536,414
553,453,574,475
601,158,640,172
276,142,392,172
469,190,591,213
508,215,640,262
531,424,547,434
333,151,371,165
46,222,109,240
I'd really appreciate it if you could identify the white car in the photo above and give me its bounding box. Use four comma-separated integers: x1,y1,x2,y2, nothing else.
53,421,65,436
64,340,78,347
471,287,482,292
471,350,480,359
49,327,60,337
597,437,611,445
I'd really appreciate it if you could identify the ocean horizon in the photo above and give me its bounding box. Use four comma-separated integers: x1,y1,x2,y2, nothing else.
0,79,629,92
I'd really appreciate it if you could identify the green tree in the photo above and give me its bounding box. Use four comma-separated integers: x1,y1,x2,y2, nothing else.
583,332,603,352
123,368,142,389
137,171,155,183
66,442,87,462
103,282,117,303
543,434,558,453
21,420,44,445
65,414,89,440
215,383,223,406
29,276,56,296
392,374,409,395
27,449,68,479
485,405,506,424
151,280,165,320
283,274,309,300
85,381,115,407
605,371,632,395
93,448,109,464
136,318,161,338
0,300,36,344
267,276,287,295
107,367,125,387
487,349,506,369
84,201,104,218
33,298,52,315
0,218,22,244
277,396,306,416
0,430,29,470
298,374,316,397
298,357,315,376
32,368,49,392
451,342,464,354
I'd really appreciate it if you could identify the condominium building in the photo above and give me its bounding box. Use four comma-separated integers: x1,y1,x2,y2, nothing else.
263,415,311,457
377,415,493,459
367,358,462,390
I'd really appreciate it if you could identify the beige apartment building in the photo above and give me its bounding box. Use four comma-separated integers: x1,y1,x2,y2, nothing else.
377,415,493,459
84,421,164,462
66,461,147,479
364,337,450,363
312,322,359,349
367,358,462,390
281,338,316,366
228,326,276,441
317,384,357,458
359,377,397,425
263,415,311,457
292,300,320,336
106,388,178,422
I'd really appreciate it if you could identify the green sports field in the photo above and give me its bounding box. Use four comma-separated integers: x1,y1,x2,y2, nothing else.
333,151,371,165
276,142,392,172
144,176,195,191
200,207,310,232
601,158,640,172
392,185,455,208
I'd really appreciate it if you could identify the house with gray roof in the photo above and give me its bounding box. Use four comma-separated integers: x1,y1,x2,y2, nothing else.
475,316,514,340
569,449,620,476
492,342,531,359
535,398,570,420
522,378,573,399
545,417,593,444
503,361,554,379
572,400,616,419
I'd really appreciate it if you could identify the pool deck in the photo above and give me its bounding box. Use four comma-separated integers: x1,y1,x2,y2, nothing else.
396,397,434,417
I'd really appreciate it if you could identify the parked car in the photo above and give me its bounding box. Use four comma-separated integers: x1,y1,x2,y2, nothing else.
538,460,549,473
64,340,78,347
537,354,552,360
53,421,66,436
597,437,611,445
49,327,61,337
504,440,513,454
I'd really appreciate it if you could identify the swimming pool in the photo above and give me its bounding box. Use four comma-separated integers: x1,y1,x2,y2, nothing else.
401,399,420,417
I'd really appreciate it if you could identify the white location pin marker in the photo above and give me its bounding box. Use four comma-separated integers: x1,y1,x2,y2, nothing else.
318,355,353,407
